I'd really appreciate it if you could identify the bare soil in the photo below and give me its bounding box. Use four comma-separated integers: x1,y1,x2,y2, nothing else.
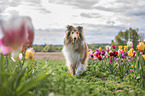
34,52,65,60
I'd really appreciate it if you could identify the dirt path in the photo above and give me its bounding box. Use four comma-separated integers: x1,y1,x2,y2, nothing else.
34,52,65,60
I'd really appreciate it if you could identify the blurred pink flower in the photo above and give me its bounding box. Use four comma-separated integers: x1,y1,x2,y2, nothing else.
130,69,133,73
1,16,34,51
88,49,92,52
0,39,12,55
127,57,131,61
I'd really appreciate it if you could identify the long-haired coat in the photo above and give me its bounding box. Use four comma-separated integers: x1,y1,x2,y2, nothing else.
62,25,88,76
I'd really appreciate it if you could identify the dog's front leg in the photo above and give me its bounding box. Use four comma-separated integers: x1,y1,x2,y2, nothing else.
69,64,76,75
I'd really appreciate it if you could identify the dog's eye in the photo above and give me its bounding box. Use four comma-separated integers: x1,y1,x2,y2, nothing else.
72,32,74,34
77,32,78,34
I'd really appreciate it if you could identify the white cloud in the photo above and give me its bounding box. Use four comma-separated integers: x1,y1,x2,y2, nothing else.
0,0,145,44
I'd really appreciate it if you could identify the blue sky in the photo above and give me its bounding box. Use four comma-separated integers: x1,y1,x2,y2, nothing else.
0,0,145,45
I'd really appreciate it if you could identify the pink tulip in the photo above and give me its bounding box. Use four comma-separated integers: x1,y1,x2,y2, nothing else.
112,45,116,49
0,39,12,55
1,16,34,51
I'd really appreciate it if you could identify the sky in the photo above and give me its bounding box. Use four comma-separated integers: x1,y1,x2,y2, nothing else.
0,0,145,45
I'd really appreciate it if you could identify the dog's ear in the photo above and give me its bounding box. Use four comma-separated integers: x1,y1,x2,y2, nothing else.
77,26,83,32
77,26,84,40
66,25,73,31
66,25,73,37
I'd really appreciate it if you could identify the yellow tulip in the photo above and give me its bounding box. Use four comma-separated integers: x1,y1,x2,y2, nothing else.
138,42,144,51
121,59,124,62
99,47,101,51
94,52,96,56
131,65,133,68
119,46,123,49
142,55,145,60
25,48,35,60
124,46,128,52
130,48,134,52
128,50,133,57
93,58,97,60
88,52,91,56
106,62,109,65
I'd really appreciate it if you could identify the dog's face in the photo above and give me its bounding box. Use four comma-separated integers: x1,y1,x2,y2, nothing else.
65,25,84,44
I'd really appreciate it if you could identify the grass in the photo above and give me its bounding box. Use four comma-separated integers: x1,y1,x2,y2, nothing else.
31,60,145,96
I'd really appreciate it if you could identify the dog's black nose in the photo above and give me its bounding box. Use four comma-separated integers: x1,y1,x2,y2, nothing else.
74,37,76,40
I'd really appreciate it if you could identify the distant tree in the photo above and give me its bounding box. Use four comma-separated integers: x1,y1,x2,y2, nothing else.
111,40,118,46
139,33,145,42
115,28,140,49
33,45,43,52
42,45,55,52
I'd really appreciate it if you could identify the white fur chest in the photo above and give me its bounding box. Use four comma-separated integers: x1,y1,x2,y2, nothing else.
62,45,81,64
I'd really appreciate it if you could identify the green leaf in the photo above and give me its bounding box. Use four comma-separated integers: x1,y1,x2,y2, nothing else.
0,54,7,84
16,73,50,96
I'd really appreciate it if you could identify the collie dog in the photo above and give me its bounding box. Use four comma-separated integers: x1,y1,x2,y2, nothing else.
62,25,88,76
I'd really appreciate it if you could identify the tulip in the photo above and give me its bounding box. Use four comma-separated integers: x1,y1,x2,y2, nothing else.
90,54,94,58
88,49,92,52
0,39,12,55
130,69,133,73
121,54,125,58
128,50,133,57
112,45,116,49
95,52,99,57
113,51,118,57
1,16,34,51
118,49,122,55
105,45,111,52
116,58,119,61
142,55,145,60
127,41,133,48
124,46,128,52
25,48,35,60
96,49,99,52
93,58,97,60
88,52,91,56
101,50,106,55
98,55,102,61
99,47,101,51
124,52,128,56
109,52,114,56
137,42,144,51
127,57,131,61
94,52,97,56
131,65,133,68
119,46,123,49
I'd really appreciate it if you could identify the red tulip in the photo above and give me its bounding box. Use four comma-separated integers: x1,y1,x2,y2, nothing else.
98,55,102,61
109,52,114,56
113,51,118,57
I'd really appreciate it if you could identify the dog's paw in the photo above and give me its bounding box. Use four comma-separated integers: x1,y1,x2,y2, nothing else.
76,64,86,76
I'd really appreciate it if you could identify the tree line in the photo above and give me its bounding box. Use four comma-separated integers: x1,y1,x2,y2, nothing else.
114,27,145,49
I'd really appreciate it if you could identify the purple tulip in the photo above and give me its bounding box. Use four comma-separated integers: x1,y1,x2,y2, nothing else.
124,52,128,56
121,54,125,58
101,50,106,55
90,54,94,58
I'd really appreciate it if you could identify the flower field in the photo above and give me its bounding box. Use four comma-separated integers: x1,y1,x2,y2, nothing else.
88,42,145,88
0,16,145,96
1,42,145,96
